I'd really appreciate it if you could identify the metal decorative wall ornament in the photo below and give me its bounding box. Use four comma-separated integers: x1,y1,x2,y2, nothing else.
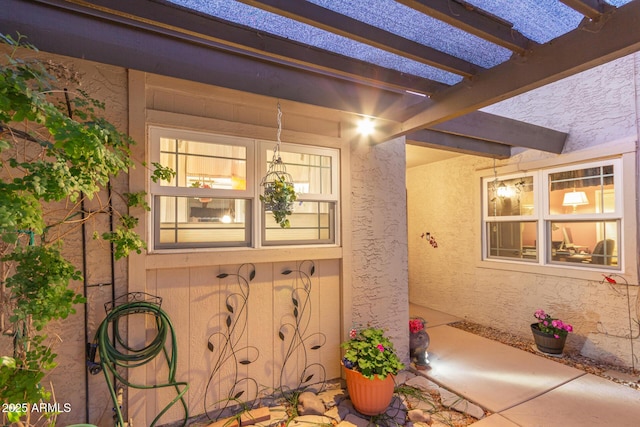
204,264,260,421
277,260,327,395
260,102,297,228
201,261,328,423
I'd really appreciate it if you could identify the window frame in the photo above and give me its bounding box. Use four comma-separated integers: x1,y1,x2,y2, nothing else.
258,140,340,246
482,171,538,262
481,158,623,270
148,126,340,251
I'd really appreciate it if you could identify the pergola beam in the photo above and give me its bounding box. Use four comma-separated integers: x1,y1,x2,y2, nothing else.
433,111,567,153
395,0,532,55
395,0,640,138
560,0,613,21
236,0,481,77
0,0,417,119
66,0,448,95
407,129,511,159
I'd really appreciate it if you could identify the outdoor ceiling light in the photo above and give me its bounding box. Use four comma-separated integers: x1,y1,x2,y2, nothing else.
356,117,375,136
562,189,588,213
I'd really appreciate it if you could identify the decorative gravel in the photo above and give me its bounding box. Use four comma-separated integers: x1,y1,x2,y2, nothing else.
449,320,640,390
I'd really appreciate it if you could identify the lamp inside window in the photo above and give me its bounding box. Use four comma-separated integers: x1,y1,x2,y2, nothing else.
562,189,589,213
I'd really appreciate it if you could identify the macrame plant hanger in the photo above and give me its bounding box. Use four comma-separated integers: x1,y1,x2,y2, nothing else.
260,102,297,228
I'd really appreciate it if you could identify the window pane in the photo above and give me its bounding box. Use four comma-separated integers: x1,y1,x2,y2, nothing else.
549,221,619,267
549,165,614,215
264,202,335,244
268,150,332,195
486,221,537,260
160,137,247,189
155,196,250,247
486,176,534,217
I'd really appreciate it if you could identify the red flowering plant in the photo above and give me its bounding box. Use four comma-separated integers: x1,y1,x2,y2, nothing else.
409,318,424,333
534,309,573,339
341,327,405,380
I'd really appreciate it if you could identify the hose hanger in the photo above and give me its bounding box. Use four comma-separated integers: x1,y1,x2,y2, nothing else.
90,293,189,427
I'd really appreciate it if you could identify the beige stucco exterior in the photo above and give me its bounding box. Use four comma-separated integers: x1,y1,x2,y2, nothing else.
408,52,640,368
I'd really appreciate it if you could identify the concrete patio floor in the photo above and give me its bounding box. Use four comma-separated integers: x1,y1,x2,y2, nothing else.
410,304,640,427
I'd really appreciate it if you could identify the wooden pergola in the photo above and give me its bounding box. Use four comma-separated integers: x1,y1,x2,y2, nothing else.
3,0,640,157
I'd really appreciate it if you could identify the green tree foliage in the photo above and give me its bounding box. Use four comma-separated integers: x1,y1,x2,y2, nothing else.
0,33,174,424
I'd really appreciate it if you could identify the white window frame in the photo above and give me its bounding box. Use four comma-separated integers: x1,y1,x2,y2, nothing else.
481,171,538,261
149,126,340,250
482,158,623,270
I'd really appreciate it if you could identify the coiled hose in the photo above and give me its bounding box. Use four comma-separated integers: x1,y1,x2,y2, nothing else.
93,301,189,427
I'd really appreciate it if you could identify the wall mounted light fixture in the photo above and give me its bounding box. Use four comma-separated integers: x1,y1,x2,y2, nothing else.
356,117,375,136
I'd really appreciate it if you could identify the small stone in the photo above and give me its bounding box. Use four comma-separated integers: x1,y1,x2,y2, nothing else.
317,386,347,408
394,370,415,385
265,406,288,426
405,375,441,392
323,406,340,422
343,413,371,427
338,398,356,418
408,409,432,424
405,394,437,412
439,389,484,420
335,421,358,427
385,396,407,424
297,391,326,416
240,407,270,426
290,415,333,425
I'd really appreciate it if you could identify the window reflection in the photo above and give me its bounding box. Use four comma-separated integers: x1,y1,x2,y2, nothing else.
487,176,534,217
487,221,537,261
156,196,250,247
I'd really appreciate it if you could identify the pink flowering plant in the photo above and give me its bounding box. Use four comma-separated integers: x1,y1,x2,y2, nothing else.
341,327,404,380
534,309,573,339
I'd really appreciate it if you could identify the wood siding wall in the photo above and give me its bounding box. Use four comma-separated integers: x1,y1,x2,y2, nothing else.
127,72,350,425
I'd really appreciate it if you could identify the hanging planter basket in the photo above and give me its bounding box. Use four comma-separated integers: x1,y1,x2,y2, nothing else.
260,159,297,228
260,103,297,228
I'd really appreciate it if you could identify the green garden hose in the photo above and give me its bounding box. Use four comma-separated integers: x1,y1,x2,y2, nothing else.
94,301,189,427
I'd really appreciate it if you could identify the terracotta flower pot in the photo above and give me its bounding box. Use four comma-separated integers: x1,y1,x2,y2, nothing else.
531,323,567,354
343,366,395,415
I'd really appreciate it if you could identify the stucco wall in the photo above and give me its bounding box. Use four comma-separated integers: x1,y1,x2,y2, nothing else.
408,52,640,367
350,137,410,363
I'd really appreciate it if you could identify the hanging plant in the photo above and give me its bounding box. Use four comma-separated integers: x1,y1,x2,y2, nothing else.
261,172,297,228
260,102,297,228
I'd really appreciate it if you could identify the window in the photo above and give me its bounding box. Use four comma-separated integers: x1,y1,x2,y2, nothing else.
261,144,337,245
484,174,537,261
150,127,339,250
545,162,620,268
482,159,621,269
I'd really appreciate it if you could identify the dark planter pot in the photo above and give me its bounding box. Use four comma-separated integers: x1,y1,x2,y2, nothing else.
531,323,567,354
